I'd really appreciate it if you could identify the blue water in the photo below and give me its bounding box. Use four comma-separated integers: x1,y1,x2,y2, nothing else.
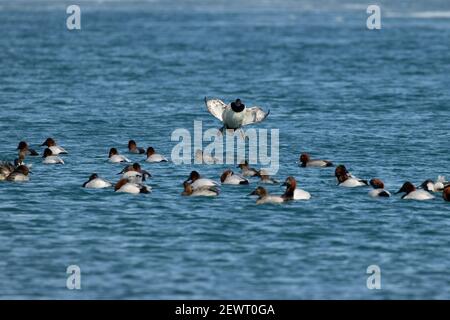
0,0,449,299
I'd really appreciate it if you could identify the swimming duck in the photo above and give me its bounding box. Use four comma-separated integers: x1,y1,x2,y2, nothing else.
41,138,68,155
119,163,151,183
368,179,391,197
420,176,449,193
42,148,64,164
114,178,151,194
194,149,220,164
17,141,38,156
237,160,260,177
0,161,16,181
128,140,145,154
182,181,219,197
145,147,168,163
299,153,333,168
6,165,30,182
395,182,434,200
249,186,284,205
335,165,368,187
258,170,279,184
82,173,112,189
108,148,131,163
220,169,249,185
443,186,450,202
205,97,270,132
184,171,219,190
282,176,311,200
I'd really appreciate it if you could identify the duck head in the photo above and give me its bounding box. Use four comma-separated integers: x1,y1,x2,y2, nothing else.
231,99,245,112
109,148,118,158
370,178,385,189
182,181,194,196
17,141,28,151
443,186,450,202
41,137,56,147
395,182,416,195
249,186,268,199
299,153,310,166
185,170,200,183
42,148,53,158
128,140,138,151
146,147,155,157
220,169,233,183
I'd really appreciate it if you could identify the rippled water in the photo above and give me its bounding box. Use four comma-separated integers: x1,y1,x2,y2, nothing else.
0,0,449,299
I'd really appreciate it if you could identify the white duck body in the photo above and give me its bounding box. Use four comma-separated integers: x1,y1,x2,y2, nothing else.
256,196,285,205
191,178,219,190
339,177,367,188
43,156,64,164
293,189,311,200
116,182,151,194
402,190,434,201
109,154,131,163
6,172,29,182
190,187,219,197
84,178,112,189
222,172,249,185
49,145,68,155
146,154,168,163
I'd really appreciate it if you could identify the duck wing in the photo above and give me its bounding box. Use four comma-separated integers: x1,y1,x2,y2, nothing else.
205,97,228,121
242,106,270,126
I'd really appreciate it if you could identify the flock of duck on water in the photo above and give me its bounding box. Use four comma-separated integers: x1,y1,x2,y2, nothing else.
1,98,449,204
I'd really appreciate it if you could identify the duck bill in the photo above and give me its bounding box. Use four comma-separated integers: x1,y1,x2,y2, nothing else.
248,190,257,196
142,170,151,178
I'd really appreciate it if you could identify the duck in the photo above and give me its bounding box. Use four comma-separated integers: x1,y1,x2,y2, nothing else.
204,97,270,132
420,176,449,193
114,178,151,194
17,141,38,156
237,160,260,177
145,147,168,163
119,163,151,183
220,169,249,185
258,170,279,184
182,181,219,197
128,140,145,154
42,148,64,164
108,148,131,163
194,149,220,164
82,173,112,189
41,138,68,155
335,165,368,187
395,182,434,200
184,171,219,190
368,179,391,197
6,165,30,182
249,186,284,205
0,161,15,181
299,153,333,168
443,186,450,202
282,176,311,200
